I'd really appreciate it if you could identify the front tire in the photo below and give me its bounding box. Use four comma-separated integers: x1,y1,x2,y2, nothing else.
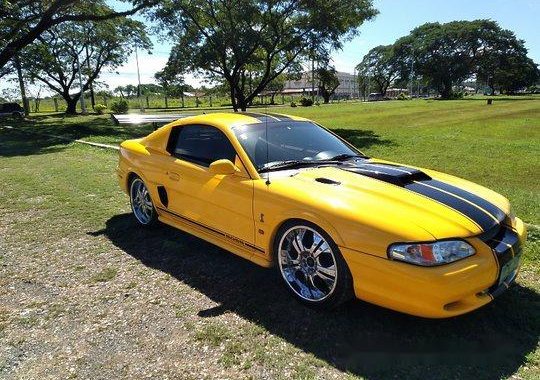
129,176,158,227
274,220,353,309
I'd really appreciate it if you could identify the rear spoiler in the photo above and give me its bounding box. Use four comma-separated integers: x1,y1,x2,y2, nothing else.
111,113,195,129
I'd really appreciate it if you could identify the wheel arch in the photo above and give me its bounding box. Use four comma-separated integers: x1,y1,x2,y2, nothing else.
266,212,345,263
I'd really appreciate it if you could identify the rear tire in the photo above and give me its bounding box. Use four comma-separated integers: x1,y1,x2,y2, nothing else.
129,176,158,227
274,220,353,309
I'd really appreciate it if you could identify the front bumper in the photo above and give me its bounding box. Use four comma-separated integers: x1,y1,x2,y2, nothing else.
341,217,527,318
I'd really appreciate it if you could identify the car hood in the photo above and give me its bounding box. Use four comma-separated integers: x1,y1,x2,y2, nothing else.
271,159,510,241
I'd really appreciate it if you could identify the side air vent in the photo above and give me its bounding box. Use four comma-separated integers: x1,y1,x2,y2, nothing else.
157,186,168,208
315,177,341,185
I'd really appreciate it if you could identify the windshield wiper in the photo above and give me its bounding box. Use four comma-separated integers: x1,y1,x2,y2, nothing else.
259,159,339,173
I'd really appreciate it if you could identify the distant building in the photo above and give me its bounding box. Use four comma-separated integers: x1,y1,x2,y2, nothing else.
283,71,357,98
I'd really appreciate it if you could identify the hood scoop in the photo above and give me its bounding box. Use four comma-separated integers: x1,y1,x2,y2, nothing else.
341,162,431,186
315,177,341,185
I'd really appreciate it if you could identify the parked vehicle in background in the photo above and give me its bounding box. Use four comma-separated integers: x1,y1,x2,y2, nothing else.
0,103,24,119
367,93,383,101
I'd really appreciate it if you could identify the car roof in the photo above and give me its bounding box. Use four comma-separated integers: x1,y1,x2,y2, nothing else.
166,111,309,130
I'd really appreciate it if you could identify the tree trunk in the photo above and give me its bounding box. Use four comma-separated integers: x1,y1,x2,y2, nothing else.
229,86,238,112
14,55,30,116
439,81,453,99
323,92,330,103
234,86,248,111
64,93,80,115
236,94,248,111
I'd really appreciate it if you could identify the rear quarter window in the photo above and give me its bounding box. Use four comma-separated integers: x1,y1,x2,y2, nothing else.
167,124,237,167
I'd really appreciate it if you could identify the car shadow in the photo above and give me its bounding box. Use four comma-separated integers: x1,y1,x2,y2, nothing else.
89,213,540,379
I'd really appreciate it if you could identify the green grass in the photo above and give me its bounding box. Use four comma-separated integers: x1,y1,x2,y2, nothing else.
0,97,539,379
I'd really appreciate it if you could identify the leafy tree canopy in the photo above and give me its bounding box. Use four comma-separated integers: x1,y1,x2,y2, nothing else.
391,20,539,98
317,66,340,103
356,45,401,96
150,0,377,110
20,2,151,114
0,0,156,70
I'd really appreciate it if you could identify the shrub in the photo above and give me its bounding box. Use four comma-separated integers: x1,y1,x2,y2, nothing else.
290,101,297,107
300,98,313,107
94,104,107,114
397,93,409,100
110,99,129,114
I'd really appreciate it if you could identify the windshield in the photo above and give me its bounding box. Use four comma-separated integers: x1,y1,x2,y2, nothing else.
232,121,364,171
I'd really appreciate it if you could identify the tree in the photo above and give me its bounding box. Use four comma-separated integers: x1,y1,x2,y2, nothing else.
317,66,340,103
20,4,150,114
394,22,476,99
0,0,155,70
356,45,401,97
472,21,539,94
265,75,286,104
391,20,539,99
155,67,191,98
491,56,539,94
140,84,164,96
151,0,377,111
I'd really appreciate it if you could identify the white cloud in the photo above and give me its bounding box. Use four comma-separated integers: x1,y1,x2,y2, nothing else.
97,51,205,90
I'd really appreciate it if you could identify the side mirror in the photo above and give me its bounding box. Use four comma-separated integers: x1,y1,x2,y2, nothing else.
209,159,239,175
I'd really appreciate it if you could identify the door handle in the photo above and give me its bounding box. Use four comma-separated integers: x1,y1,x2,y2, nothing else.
167,171,180,181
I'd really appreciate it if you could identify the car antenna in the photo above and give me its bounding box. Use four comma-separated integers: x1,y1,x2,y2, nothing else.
264,103,271,185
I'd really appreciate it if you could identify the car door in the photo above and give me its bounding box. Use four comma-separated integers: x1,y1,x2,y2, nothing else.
163,124,255,245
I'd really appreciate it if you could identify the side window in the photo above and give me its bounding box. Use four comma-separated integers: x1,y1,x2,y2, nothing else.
168,125,237,166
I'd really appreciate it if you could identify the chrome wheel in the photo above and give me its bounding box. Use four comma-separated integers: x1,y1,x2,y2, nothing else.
278,226,338,302
130,178,154,225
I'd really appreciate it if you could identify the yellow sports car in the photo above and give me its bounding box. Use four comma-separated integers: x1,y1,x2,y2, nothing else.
117,112,527,318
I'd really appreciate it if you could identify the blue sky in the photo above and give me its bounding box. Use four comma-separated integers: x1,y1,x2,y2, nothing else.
107,0,540,88
334,0,540,73
2,0,539,95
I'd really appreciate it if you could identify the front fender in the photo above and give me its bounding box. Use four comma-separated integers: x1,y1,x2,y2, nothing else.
265,208,345,260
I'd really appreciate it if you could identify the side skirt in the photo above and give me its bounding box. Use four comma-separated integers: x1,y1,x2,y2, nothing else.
156,209,272,268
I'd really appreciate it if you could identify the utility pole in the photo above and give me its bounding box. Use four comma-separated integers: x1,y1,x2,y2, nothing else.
311,54,315,102
353,67,357,99
135,46,144,112
13,55,29,116
409,48,414,98
75,53,87,114
367,74,371,101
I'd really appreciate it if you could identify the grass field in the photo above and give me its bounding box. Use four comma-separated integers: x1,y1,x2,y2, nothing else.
1,97,539,379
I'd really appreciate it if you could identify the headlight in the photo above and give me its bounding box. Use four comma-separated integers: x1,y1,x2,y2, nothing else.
388,240,475,266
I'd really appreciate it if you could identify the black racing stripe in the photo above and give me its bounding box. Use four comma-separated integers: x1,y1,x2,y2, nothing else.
239,112,274,123
426,179,506,223
264,112,293,121
341,162,505,232
405,182,498,231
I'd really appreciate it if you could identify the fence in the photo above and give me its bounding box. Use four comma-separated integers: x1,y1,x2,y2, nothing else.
26,93,364,113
